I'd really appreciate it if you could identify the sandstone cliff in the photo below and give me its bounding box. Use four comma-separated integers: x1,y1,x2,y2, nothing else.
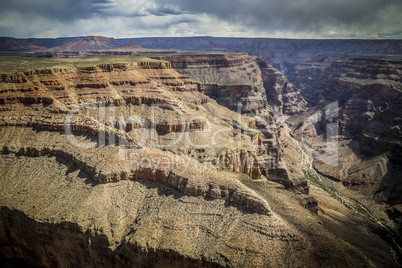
159,53,274,121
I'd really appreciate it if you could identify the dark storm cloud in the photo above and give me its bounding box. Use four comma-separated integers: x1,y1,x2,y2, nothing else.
0,0,400,38
0,0,110,22
96,1,192,18
150,6,189,17
153,0,400,31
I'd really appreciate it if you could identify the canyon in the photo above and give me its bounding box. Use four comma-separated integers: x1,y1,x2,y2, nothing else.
0,36,401,267
287,56,402,197
160,51,402,266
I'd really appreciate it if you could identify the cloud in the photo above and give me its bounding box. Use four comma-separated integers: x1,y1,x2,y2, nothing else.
153,0,401,32
97,0,187,17
0,0,111,37
0,0,109,22
0,0,401,38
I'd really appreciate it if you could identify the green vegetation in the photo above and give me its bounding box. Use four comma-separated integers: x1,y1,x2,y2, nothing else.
303,169,343,203
303,169,396,236
304,169,367,217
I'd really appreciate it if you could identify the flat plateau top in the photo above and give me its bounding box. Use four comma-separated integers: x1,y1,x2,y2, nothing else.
0,54,162,73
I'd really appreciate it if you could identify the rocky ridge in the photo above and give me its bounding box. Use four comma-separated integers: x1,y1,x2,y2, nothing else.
0,132,270,215
0,36,145,53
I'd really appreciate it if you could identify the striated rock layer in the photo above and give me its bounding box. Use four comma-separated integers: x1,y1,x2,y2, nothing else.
159,53,307,118
257,59,307,116
158,53,308,193
159,53,275,121
0,54,372,267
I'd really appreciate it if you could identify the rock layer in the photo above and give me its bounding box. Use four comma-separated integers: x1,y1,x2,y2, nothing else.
158,53,309,193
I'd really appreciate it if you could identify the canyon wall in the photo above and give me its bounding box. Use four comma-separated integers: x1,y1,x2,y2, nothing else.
158,53,309,193
288,57,402,207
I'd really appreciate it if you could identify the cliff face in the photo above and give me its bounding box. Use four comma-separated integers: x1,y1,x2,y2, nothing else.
158,53,309,193
257,59,307,116
159,54,307,117
287,55,343,104
159,54,273,120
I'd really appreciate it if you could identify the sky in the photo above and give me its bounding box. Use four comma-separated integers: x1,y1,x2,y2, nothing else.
0,0,401,39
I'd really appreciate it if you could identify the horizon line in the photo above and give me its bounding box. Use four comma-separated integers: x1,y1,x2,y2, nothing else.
1,35,402,41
